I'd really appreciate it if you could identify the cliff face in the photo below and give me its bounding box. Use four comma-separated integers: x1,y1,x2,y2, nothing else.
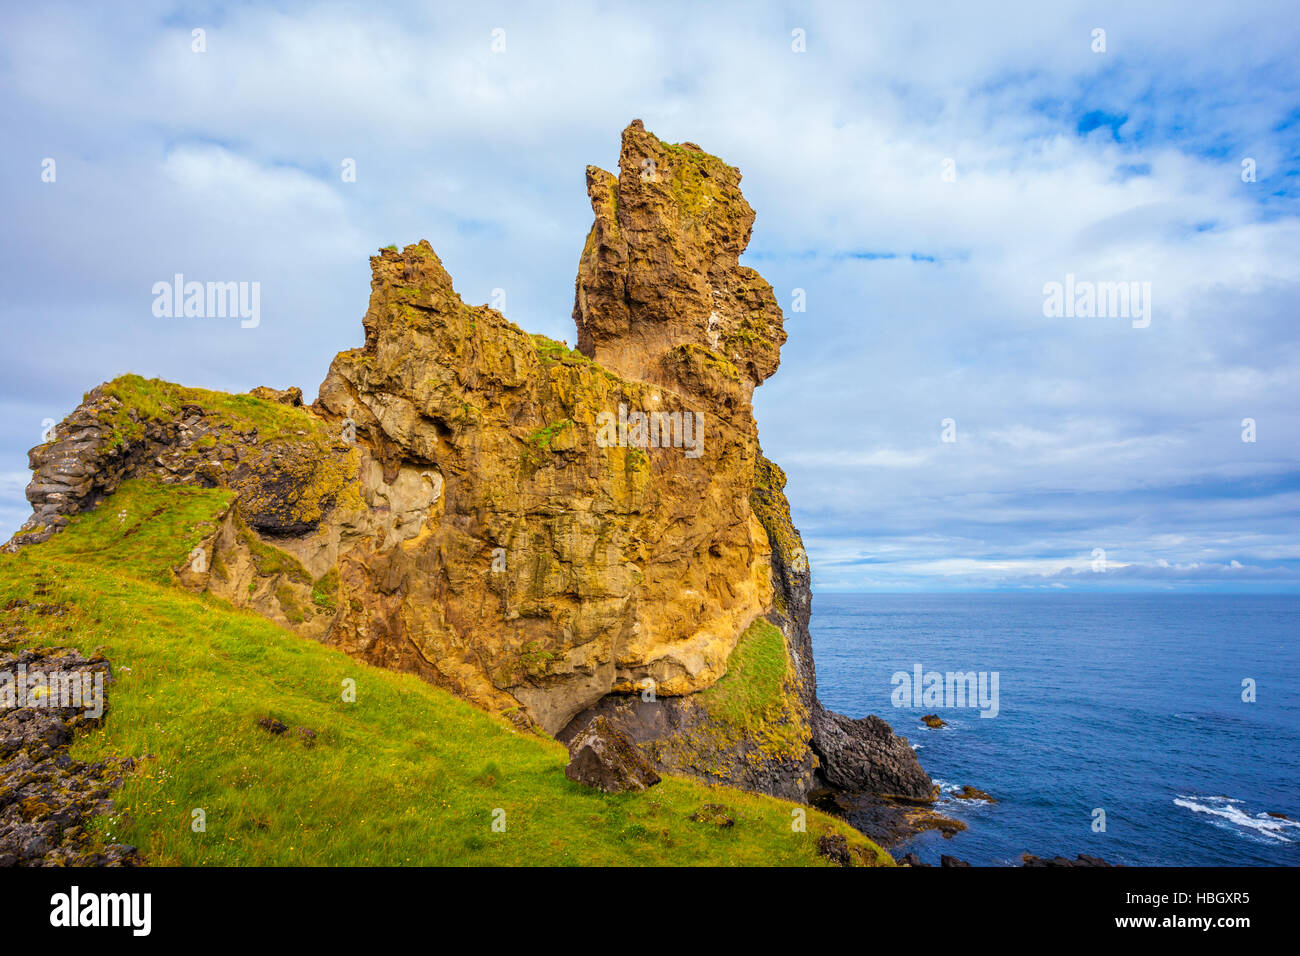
8,121,931,807
312,240,775,738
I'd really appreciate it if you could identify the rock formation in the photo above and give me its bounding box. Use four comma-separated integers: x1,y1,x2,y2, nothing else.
7,121,931,823
563,715,661,793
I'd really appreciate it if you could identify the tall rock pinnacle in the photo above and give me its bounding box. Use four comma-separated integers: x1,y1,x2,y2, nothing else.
574,119,787,402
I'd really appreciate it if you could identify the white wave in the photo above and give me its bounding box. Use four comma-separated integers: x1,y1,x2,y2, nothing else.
1174,795,1299,843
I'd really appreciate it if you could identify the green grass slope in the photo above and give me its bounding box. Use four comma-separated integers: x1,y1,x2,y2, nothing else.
0,479,890,866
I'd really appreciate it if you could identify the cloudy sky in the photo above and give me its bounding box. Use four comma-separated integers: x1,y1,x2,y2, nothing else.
2,1,1297,591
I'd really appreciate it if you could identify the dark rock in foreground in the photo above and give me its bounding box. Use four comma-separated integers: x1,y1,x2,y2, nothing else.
817,833,851,866
816,831,888,867
564,716,661,793
0,644,137,867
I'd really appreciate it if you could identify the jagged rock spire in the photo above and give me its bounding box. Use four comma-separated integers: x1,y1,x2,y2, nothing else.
573,119,787,400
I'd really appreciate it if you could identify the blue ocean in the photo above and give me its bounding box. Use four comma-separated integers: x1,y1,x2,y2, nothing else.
811,593,1300,866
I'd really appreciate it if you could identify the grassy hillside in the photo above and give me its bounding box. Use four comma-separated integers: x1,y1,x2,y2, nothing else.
0,479,890,866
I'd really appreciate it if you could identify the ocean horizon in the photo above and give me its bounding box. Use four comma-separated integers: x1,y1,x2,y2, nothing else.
811,592,1300,866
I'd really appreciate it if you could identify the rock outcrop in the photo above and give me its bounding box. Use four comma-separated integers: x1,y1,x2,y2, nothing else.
0,642,137,867
813,710,935,798
6,379,354,553
7,121,931,824
311,235,774,735
563,715,661,793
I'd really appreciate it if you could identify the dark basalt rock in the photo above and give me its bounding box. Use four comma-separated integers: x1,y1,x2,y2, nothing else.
556,688,814,802
0,645,137,867
813,788,966,848
564,715,661,793
1021,853,1118,867
811,707,934,800
815,831,884,867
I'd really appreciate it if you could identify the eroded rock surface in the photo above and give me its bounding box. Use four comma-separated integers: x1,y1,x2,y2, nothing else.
6,380,354,551
312,233,774,733
573,120,786,396
813,710,934,799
